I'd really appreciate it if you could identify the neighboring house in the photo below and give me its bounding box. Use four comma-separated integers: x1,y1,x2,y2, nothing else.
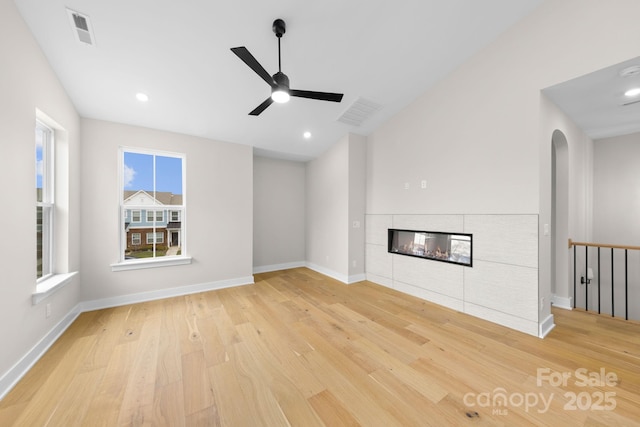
123,190,182,253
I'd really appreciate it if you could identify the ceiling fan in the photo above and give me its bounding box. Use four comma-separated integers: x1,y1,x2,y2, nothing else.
231,19,344,116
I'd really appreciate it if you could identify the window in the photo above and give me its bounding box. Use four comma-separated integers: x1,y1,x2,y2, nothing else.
131,233,141,245
146,232,165,244
36,121,54,280
171,210,180,221
119,148,186,264
147,209,163,222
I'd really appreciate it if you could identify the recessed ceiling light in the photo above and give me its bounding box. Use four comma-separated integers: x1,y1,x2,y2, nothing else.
136,93,149,102
624,87,640,97
303,131,312,139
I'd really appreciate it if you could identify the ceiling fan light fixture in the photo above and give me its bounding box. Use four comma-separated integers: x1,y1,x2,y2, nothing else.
272,88,290,103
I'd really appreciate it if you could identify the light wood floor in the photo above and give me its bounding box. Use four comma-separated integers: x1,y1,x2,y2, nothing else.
1,268,639,426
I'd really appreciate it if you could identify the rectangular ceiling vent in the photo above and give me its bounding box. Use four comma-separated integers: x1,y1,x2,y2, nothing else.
337,97,382,127
66,8,95,46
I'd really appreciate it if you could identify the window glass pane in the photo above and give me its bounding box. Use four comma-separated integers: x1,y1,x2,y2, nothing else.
36,206,43,278
35,127,44,203
155,155,182,195
36,121,53,279
123,152,154,201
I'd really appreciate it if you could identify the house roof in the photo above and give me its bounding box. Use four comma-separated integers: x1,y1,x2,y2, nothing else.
123,190,183,206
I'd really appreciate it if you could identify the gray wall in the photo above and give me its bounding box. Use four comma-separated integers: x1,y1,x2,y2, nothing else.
593,132,640,246
591,132,640,319
0,0,81,387
80,118,254,301
306,135,350,280
253,156,306,272
306,133,366,283
348,135,366,279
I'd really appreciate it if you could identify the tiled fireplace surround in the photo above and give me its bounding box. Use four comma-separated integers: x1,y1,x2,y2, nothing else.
365,214,540,336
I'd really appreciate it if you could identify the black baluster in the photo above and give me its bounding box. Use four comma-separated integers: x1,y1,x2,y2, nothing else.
625,249,628,321
573,245,578,308
585,245,588,311
611,248,615,318
597,247,601,314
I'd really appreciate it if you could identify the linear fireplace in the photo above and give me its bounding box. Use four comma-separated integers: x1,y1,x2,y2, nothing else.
388,229,472,267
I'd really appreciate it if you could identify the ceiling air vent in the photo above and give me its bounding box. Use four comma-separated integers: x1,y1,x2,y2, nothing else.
66,8,95,46
337,97,382,127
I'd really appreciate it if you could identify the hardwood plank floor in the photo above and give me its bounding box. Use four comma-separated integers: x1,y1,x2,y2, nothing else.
1,267,639,426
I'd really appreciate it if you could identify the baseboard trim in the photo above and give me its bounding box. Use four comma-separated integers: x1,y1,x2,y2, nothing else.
347,273,366,284
81,276,255,312
539,313,555,338
0,304,82,400
253,262,306,274
551,295,573,311
306,262,349,284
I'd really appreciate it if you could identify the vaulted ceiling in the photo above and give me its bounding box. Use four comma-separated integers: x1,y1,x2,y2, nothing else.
15,0,545,160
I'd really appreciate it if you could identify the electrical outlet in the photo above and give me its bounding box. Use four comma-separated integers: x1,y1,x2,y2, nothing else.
421,180,427,189
46,303,51,318
404,182,410,190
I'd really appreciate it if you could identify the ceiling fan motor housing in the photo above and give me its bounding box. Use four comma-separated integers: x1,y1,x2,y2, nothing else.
272,19,286,37
273,71,290,90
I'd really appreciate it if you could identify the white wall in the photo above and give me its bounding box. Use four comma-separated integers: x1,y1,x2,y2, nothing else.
348,135,366,280
539,95,594,313
306,133,366,283
365,0,640,336
591,132,640,319
253,156,306,272
0,0,81,391
80,118,253,302
593,132,640,246
306,135,350,280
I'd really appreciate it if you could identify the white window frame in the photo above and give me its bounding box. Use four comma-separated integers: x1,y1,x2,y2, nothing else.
113,147,190,271
132,210,141,222
36,121,54,282
32,111,78,305
131,232,141,245
171,210,180,221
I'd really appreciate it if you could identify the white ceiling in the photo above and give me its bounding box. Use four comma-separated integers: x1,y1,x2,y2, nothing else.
14,0,544,160
543,56,640,141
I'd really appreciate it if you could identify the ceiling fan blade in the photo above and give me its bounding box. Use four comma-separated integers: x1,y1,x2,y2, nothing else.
290,89,344,103
231,47,275,87
249,97,274,116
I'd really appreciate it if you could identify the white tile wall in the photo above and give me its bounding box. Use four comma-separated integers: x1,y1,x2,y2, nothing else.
393,254,463,300
464,215,538,268
365,213,540,336
393,214,464,233
365,243,393,279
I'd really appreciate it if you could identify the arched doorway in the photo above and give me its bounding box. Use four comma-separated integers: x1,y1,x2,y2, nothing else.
551,130,571,307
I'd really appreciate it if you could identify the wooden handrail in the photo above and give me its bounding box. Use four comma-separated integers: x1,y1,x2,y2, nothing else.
568,238,640,251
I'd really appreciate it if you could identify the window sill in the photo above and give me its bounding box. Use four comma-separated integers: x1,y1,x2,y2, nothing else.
33,271,78,305
110,256,192,272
